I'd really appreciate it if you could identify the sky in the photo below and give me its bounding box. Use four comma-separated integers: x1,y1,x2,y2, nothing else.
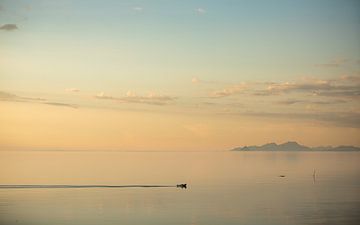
0,0,359,151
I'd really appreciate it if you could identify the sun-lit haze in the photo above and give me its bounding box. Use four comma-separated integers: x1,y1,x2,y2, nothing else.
1,0,359,151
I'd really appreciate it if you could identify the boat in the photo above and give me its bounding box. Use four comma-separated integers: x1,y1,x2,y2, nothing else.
176,184,187,189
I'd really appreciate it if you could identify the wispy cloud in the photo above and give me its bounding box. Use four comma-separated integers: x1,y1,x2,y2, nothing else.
0,91,17,100
203,75,360,127
0,24,18,31
211,75,360,98
263,77,360,97
44,102,78,108
210,83,248,98
0,91,77,109
95,91,176,106
340,75,360,82
0,91,45,102
277,99,347,105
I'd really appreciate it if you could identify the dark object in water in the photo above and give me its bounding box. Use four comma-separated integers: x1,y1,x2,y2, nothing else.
279,175,286,177
176,184,187,189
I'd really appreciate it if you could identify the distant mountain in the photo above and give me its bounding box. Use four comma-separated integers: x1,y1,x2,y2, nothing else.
231,141,360,151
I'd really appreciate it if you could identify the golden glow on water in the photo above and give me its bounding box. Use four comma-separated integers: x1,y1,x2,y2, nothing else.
0,151,359,225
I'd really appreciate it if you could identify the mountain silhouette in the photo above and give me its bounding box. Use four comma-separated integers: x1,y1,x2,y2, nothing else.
231,142,360,151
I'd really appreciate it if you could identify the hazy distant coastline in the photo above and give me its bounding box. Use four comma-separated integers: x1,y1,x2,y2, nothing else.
231,141,360,152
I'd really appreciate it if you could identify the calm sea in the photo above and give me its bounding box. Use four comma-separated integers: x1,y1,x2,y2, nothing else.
0,151,359,225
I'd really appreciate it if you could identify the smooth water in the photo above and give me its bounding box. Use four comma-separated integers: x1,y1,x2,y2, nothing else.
0,151,359,225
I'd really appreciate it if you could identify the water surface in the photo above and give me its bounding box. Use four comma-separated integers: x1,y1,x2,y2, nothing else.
0,151,359,225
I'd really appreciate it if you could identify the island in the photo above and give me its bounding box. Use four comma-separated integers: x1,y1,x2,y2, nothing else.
231,141,360,151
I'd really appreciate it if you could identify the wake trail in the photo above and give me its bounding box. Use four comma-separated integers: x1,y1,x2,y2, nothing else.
0,184,176,189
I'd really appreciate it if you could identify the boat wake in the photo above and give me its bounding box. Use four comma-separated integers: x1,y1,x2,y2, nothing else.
0,184,186,189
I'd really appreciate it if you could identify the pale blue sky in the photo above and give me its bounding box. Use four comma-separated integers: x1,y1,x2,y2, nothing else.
1,0,359,92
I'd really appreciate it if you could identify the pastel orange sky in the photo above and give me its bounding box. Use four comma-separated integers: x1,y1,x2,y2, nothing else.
1,0,359,150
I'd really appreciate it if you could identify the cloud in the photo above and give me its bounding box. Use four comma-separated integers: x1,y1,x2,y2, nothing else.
44,102,78,108
314,90,360,98
0,91,77,109
0,91,45,102
210,76,360,98
132,6,143,12
0,91,17,100
263,77,360,97
340,75,360,82
210,83,248,98
265,79,332,94
196,8,206,14
95,91,176,105
0,24,18,31
205,75,359,128
277,99,347,105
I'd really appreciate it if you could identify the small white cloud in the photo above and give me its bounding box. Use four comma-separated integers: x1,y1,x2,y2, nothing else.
196,8,206,15
95,91,176,105
133,6,143,12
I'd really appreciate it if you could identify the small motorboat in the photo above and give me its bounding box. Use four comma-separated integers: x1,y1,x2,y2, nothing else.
176,184,187,189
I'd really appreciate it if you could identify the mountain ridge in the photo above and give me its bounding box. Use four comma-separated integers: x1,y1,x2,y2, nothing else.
231,141,360,151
